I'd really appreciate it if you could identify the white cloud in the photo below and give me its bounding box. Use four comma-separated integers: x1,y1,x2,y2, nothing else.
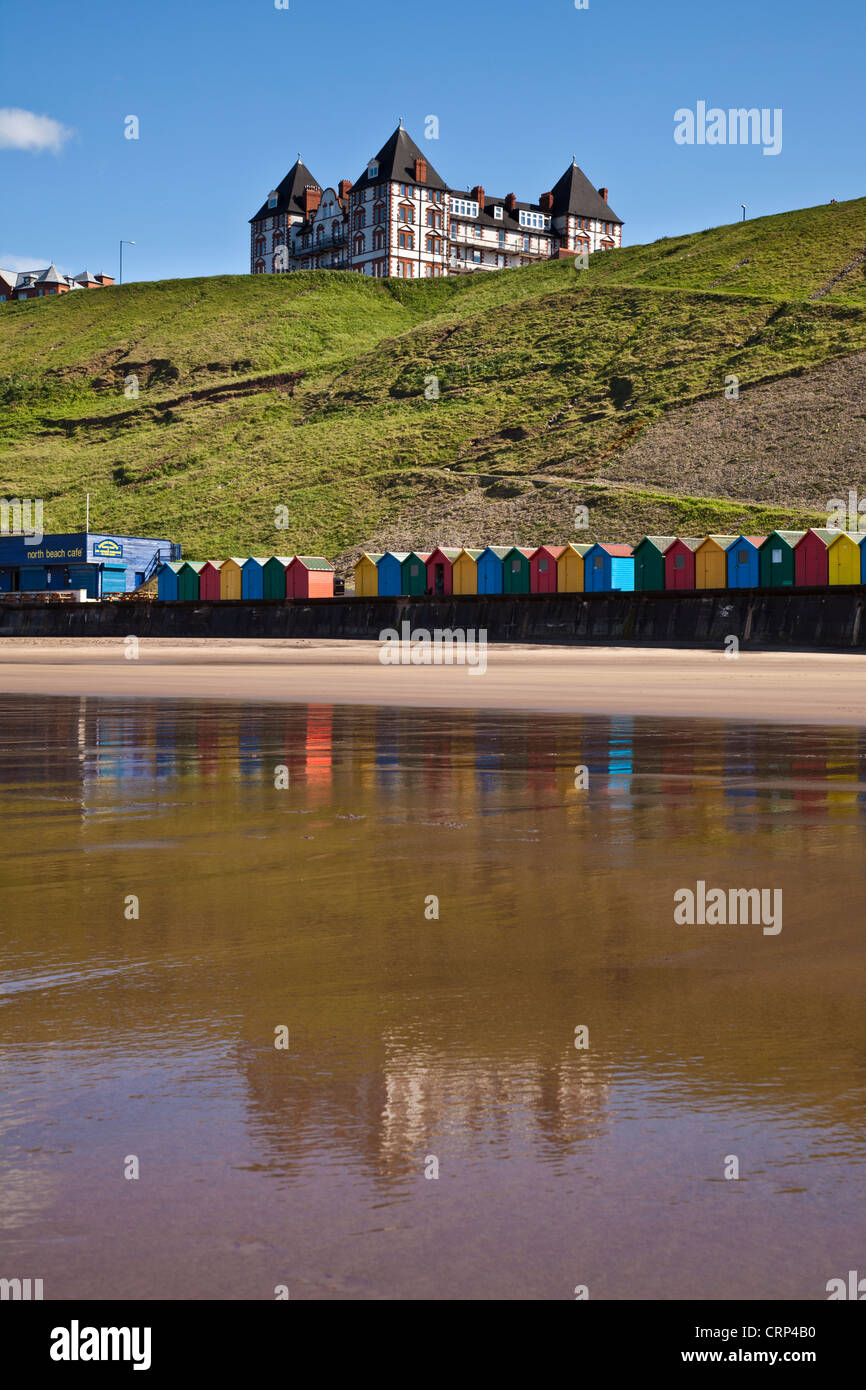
0,255,73,275
0,108,74,154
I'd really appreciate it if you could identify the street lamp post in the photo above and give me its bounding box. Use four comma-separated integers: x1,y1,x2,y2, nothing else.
119,240,136,285
741,205,746,222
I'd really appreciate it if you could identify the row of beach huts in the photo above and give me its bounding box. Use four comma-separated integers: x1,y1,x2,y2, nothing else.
156,530,866,601
157,555,335,601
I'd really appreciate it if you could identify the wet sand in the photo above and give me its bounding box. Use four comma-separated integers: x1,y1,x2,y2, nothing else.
0,637,863,723
3,697,866,1299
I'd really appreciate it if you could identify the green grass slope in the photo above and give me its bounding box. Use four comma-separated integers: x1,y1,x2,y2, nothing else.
1,195,864,563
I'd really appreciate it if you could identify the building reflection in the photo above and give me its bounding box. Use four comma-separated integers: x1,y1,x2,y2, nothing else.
3,694,866,1187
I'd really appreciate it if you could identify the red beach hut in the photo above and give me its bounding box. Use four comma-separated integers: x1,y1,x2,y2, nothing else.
286,556,335,599
794,529,836,587
530,545,565,594
199,560,223,600
426,547,461,597
664,538,702,590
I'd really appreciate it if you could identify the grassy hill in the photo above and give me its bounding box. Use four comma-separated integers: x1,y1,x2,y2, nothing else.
1,195,865,567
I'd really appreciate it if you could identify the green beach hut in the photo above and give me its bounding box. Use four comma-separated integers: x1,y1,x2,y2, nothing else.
263,556,292,599
177,560,205,601
402,551,430,596
634,536,675,591
759,531,806,588
502,546,533,595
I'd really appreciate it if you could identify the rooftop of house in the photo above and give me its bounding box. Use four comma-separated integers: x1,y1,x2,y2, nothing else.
352,123,448,194
249,127,623,230
0,265,113,291
249,156,322,223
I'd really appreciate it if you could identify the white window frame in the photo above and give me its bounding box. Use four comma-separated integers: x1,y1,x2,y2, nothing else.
450,198,479,219
518,210,551,230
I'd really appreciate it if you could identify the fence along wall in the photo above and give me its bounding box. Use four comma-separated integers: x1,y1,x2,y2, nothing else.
2,588,866,650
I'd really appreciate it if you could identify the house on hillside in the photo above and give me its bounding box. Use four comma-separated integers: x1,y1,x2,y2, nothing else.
0,265,115,303
249,122,623,279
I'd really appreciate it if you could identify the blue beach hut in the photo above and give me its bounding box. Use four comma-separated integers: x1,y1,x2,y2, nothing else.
241,556,268,600
157,561,182,601
377,552,409,597
584,543,635,592
726,535,765,589
476,547,511,594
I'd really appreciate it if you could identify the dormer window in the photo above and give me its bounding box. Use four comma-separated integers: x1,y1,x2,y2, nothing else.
493,205,503,220
368,161,378,179
267,191,278,209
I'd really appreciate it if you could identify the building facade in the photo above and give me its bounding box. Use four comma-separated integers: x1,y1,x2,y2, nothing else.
0,532,179,598
249,124,622,280
0,265,115,303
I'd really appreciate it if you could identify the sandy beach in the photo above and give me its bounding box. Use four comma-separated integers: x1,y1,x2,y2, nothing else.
0,637,863,723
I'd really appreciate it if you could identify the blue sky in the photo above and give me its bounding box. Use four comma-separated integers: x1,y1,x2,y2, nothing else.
2,0,863,283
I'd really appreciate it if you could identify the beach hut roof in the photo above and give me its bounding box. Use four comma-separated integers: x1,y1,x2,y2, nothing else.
292,556,334,571
203,559,224,570
480,546,512,559
533,544,567,558
268,555,293,566
224,556,247,567
560,542,593,557
408,551,431,562
381,552,410,563
457,547,483,559
592,543,633,556
243,555,270,566
429,547,462,560
183,560,207,572
827,530,862,547
355,551,383,565
504,546,534,558
162,561,184,574
798,528,840,547
636,535,676,552
727,534,766,549
763,530,807,545
664,537,704,554
700,534,739,548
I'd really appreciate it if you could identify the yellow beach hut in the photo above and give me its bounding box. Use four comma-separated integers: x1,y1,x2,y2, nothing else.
695,535,738,589
353,552,382,596
827,532,862,585
452,548,482,595
220,557,245,600
557,543,592,593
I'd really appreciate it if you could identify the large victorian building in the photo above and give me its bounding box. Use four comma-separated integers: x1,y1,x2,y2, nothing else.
249,124,622,279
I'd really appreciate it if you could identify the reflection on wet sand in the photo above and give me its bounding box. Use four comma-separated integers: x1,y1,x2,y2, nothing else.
1,696,864,1299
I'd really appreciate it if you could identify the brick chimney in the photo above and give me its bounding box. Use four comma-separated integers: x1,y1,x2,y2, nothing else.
338,179,353,202
598,187,609,203
505,192,517,212
303,186,322,217
539,191,554,212
414,157,428,183
471,185,485,208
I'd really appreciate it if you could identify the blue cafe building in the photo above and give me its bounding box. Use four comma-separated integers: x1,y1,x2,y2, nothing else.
0,531,180,598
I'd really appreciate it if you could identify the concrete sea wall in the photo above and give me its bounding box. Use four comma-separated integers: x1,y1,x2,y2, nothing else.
2,587,866,651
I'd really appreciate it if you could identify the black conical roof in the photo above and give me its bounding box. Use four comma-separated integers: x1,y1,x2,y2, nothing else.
249,156,321,221
550,161,621,222
352,124,447,193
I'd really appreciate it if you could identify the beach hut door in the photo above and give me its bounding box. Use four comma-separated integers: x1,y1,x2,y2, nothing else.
434,563,445,595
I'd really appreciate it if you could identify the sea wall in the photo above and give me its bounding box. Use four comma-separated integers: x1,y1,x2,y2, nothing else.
2,587,866,650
